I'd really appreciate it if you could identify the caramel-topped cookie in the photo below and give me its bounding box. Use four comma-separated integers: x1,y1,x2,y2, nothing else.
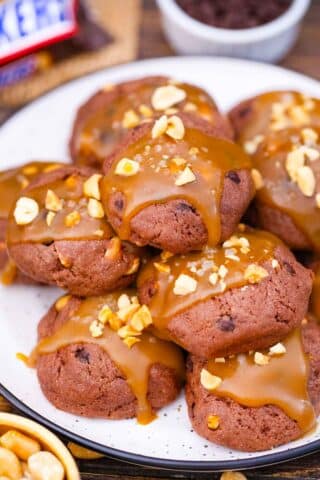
186,318,320,452
0,161,62,285
70,76,233,168
138,226,312,358
229,90,320,145
7,165,143,295
248,126,320,250
101,114,254,253
30,290,185,423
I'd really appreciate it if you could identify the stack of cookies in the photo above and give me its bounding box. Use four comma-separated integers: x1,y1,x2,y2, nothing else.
1,77,320,452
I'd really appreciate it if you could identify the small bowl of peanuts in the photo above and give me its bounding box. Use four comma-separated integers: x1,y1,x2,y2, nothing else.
0,412,80,480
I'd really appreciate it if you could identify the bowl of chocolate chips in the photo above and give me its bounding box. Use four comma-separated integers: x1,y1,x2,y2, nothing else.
157,0,310,62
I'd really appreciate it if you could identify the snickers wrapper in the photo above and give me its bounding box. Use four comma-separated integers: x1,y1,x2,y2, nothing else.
0,0,78,65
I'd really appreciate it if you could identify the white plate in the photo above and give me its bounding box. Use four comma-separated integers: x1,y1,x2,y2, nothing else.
1,57,320,472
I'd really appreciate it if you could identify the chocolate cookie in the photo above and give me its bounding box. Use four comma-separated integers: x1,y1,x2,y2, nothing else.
101,114,254,254
7,165,143,296
247,127,320,250
229,90,320,145
34,290,185,421
70,76,233,168
185,319,320,452
0,161,62,285
138,227,313,358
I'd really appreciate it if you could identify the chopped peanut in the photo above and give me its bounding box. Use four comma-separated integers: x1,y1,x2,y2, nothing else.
83,174,102,200
152,115,168,138
254,352,270,366
154,262,170,273
46,211,56,227
173,274,197,295
296,165,316,197
175,166,196,186
105,237,121,260
122,109,140,129
64,211,81,227
126,258,140,275
244,264,268,284
166,115,185,140
87,198,104,219
200,369,222,391
151,85,186,111
55,295,71,312
89,320,104,338
115,158,140,176
207,415,220,430
14,197,39,225
45,190,63,212
269,342,286,356
251,169,264,190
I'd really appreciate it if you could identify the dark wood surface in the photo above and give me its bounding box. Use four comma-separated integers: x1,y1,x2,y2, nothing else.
1,0,320,478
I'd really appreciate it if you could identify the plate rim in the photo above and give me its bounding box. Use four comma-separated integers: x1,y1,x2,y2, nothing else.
1,55,320,471
0,383,319,472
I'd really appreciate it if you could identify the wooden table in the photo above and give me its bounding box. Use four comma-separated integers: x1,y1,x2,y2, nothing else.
1,1,320,478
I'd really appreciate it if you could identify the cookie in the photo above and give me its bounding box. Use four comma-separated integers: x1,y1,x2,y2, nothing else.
33,290,185,422
185,319,320,452
101,114,254,253
229,90,320,145
138,227,313,358
70,76,233,168
247,127,320,250
7,165,142,296
0,161,62,285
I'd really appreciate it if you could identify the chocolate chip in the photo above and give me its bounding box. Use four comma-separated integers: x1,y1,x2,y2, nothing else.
226,171,240,184
238,105,251,118
177,202,196,213
283,262,296,275
75,347,90,363
217,315,235,332
114,198,124,211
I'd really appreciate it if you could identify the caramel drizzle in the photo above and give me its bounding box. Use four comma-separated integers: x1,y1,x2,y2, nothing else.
253,128,320,249
0,161,61,219
78,81,218,163
138,229,279,330
28,294,185,424
311,266,320,320
101,129,251,247
206,329,315,433
7,174,113,244
236,91,320,143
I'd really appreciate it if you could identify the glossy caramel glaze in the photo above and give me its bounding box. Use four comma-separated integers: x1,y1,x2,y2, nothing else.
252,127,320,250
137,227,281,330
311,263,320,319
0,161,62,219
29,292,185,424
75,78,220,165
231,91,320,144
206,329,315,434
101,127,252,247
7,170,113,244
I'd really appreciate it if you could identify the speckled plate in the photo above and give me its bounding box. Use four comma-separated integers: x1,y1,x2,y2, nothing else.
1,57,320,472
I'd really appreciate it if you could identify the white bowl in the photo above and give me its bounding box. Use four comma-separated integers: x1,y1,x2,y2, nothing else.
156,0,310,63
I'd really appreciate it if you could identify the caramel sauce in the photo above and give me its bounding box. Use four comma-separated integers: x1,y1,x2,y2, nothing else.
77,80,219,165
101,129,251,247
1,258,17,285
311,265,320,319
253,128,320,249
7,174,113,244
28,293,185,424
235,91,320,143
137,229,280,330
0,162,62,220
206,329,315,433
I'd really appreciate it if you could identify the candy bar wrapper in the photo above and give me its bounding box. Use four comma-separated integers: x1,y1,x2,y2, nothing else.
0,0,78,65
0,0,141,107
